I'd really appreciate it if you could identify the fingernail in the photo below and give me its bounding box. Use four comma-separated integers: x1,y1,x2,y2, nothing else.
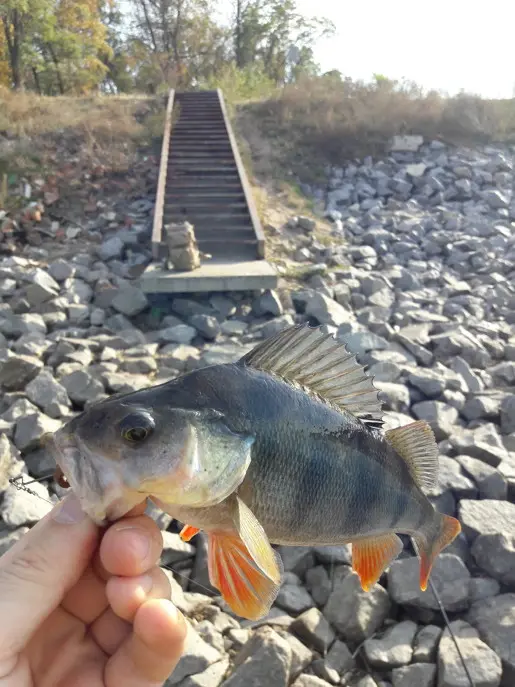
52,493,86,524
116,525,151,561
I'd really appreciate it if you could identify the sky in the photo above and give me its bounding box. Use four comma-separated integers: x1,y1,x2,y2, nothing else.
293,0,515,99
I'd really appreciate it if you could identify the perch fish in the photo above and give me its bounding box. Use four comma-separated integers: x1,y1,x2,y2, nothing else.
49,324,461,620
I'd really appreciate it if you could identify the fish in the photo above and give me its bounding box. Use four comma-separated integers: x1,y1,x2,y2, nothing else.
47,324,461,620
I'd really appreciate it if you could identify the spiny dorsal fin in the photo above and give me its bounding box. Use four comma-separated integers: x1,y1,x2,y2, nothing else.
239,324,384,427
385,420,439,492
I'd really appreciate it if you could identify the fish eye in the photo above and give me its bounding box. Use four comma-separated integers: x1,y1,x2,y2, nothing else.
120,412,155,444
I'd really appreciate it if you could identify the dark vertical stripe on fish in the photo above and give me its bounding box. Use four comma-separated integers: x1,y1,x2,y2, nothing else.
292,446,331,531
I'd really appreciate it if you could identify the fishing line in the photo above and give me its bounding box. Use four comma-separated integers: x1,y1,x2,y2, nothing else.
8,475,58,506
411,540,475,687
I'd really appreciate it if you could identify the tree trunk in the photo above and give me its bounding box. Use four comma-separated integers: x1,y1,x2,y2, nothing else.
139,0,158,52
48,44,65,94
3,10,24,90
31,67,42,94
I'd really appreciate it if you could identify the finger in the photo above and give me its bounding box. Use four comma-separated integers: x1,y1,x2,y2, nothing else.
106,567,172,622
61,564,108,624
97,515,163,580
61,504,153,623
0,493,98,663
105,599,187,687
89,607,132,656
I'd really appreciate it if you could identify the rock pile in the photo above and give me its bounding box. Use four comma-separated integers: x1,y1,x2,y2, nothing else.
165,221,201,271
0,137,514,686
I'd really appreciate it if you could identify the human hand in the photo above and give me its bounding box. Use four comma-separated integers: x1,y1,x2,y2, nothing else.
0,493,187,686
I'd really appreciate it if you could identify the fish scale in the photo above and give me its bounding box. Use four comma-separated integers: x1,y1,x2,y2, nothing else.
48,324,461,621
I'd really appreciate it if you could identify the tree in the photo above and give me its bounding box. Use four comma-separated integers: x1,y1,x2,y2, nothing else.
0,0,53,89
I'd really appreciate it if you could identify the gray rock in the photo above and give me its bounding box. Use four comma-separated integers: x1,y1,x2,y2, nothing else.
0,355,43,391
189,314,220,340
408,370,446,398
341,330,390,356
412,401,458,441
97,236,124,261
48,259,75,282
166,623,222,684
301,292,351,327
388,554,470,612
461,396,500,422
305,566,332,606
14,412,61,451
24,269,60,306
276,584,315,615
313,544,351,565
459,500,515,541
483,189,509,209
451,357,484,393
291,676,332,687
391,663,436,687
467,594,515,684
111,286,149,317
471,533,515,586
0,433,23,491
223,627,291,687
469,577,500,603
254,290,284,317
0,481,52,527
500,395,515,434
324,571,391,643
291,608,335,653
278,631,313,680
176,657,229,687
25,370,70,417
220,320,248,336
159,324,197,345
456,455,507,500
60,370,105,406
363,620,417,669
438,619,502,687
451,424,508,467
312,639,354,683
278,547,316,577
433,456,477,499
413,625,442,663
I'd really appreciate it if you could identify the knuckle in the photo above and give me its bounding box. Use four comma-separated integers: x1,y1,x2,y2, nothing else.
0,544,53,588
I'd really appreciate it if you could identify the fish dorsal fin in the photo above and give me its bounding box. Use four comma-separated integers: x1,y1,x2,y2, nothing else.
385,420,439,492
239,324,383,427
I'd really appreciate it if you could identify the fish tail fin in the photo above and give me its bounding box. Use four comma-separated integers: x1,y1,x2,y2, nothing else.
412,512,461,591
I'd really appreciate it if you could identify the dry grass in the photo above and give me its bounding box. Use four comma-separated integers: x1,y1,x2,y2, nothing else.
0,87,152,139
0,89,165,179
237,75,515,181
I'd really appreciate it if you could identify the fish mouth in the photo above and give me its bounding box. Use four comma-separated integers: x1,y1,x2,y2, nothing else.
47,430,145,526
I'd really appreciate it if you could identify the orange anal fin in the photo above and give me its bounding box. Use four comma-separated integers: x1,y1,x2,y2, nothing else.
180,525,200,542
352,533,404,591
415,514,461,591
207,532,282,621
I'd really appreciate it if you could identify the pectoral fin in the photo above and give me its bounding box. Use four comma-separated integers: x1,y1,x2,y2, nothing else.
206,495,283,620
179,525,200,542
352,532,403,591
207,531,282,620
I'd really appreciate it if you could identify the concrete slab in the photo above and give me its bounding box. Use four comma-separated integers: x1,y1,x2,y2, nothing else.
138,258,277,293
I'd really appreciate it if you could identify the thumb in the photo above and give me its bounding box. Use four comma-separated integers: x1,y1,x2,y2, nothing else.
0,493,99,662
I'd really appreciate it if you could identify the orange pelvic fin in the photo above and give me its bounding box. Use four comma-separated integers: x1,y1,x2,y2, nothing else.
413,514,461,590
352,533,404,591
207,532,282,620
179,525,200,542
